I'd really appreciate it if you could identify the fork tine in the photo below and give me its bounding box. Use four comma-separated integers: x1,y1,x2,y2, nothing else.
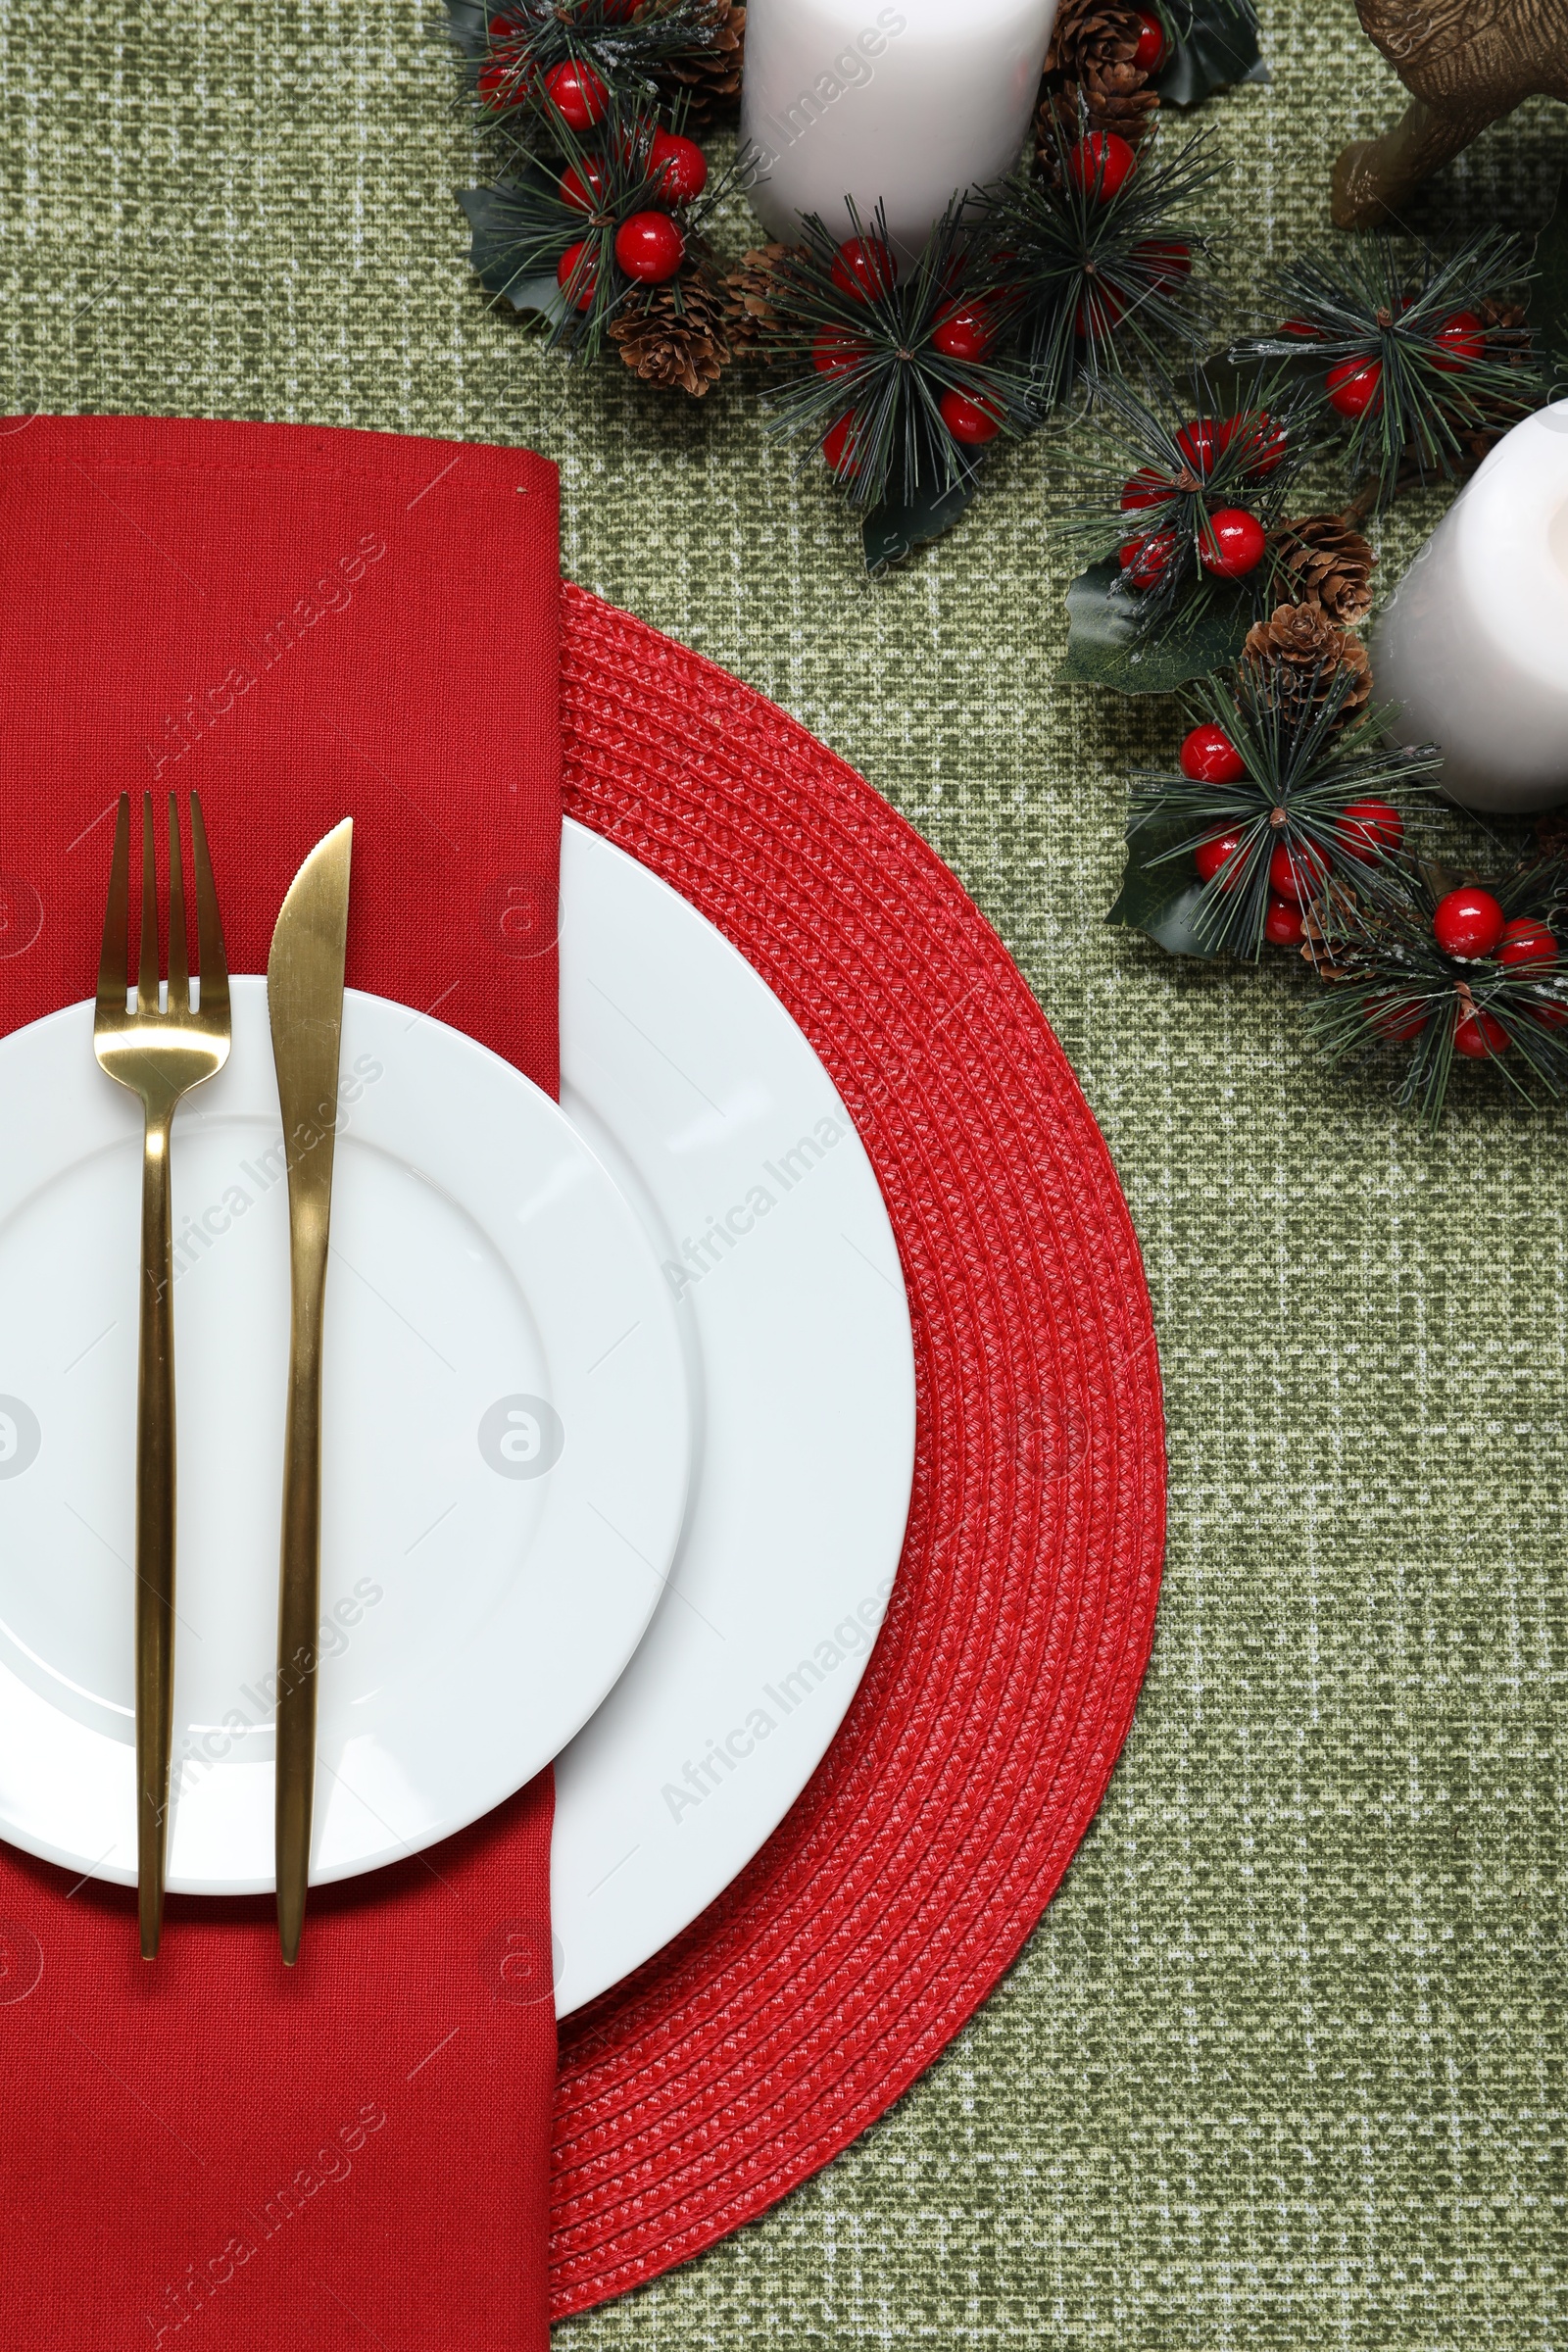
189,792,229,1022
96,794,130,1020
166,796,190,1011
137,794,159,1016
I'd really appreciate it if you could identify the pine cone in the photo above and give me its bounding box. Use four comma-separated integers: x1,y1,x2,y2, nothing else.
1478,296,1530,341
1535,809,1568,862
1298,880,1362,981
1037,0,1158,167
1243,601,1372,725
609,262,733,396
723,243,793,351
651,0,744,124
1272,514,1378,628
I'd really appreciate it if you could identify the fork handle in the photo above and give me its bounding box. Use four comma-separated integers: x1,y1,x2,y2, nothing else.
135,1104,177,1961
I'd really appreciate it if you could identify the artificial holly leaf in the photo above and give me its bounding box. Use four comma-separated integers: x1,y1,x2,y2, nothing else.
1528,173,1568,394
501,273,572,322
1059,560,1251,693
861,462,981,573
458,183,525,288
457,182,569,318
445,0,489,58
1191,348,1321,418
1158,0,1262,108
1107,812,1227,957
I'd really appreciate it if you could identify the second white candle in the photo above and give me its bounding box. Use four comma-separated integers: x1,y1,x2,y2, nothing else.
741,0,1060,264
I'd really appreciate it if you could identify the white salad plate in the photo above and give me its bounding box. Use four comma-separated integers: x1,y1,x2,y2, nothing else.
0,978,690,1891
552,822,916,2014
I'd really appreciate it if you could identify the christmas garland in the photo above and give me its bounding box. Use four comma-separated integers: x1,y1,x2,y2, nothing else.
443,0,1264,564
1062,222,1546,690
1097,186,1568,1121
439,6,1568,1120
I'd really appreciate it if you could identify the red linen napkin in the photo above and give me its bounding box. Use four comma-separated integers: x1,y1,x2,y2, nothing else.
0,416,561,2351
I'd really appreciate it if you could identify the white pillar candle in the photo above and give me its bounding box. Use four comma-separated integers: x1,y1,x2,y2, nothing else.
1372,400,1568,813
741,0,1059,265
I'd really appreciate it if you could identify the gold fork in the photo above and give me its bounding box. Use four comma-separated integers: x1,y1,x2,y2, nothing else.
94,792,231,1959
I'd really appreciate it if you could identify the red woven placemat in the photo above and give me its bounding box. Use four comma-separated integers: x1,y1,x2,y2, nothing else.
550,584,1166,2316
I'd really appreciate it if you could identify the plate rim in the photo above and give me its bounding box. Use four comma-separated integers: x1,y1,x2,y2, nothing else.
550,817,917,2013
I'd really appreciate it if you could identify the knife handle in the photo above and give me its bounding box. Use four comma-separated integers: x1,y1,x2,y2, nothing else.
135,1106,177,1961
275,1226,329,1966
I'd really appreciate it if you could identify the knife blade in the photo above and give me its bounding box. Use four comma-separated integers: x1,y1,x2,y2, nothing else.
267,817,353,1965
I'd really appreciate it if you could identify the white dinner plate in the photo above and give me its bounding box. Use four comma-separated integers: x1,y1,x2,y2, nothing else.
0,979,689,1891
552,822,916,2014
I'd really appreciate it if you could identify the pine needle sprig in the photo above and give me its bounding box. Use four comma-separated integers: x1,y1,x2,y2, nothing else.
755,200,1037,513
970,118,1221,409
1232,227,1542,507
1126,663,1442,958
463,89,734,361
1071,359,1313,628
455,0,728,122
1304,854,1568,1121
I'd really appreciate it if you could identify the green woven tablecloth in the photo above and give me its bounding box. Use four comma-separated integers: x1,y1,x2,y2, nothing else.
4,5,1564,2341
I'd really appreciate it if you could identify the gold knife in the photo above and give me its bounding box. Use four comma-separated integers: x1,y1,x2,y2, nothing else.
267,818,353,1965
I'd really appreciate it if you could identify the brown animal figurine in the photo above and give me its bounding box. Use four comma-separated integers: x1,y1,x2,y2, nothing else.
1332,0,1568,229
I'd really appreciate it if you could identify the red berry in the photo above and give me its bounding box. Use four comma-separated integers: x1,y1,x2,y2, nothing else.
1133,10,1169,69
1180,722,1247,783
939,387,1003,446
1067,131,1137,200
1119,530,1177,588
1135,238,1191,290
821,412,862,477
1175,415,1229,475
1431,308,1485,372
648,128,708,204
1338,798,1403,861
477,57,526,108
559,156,608,211
1237,410,1288,477
614,210,685,283
934,297,1002,359
1366,993,1429,1044
1327,357,1384,417
488,12,514,31
1074,282,1127,338
1454,1005,1509,1058
1497,917,1557,968
1194,828,1246,885
932,299,999,361
812,327,869,376
1120,468,1170,512
1432,886,1505,961
1265,895,1305,948
557,239,598,311
1268,839,1330,905
1282,317,1317,337
1200,508,1266,577
831,237,895,302
1500,923,1567,1027
543,59,609,130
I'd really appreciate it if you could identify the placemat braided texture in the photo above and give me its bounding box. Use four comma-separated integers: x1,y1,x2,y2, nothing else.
553,584,1164,2311
1,4,1564,2346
